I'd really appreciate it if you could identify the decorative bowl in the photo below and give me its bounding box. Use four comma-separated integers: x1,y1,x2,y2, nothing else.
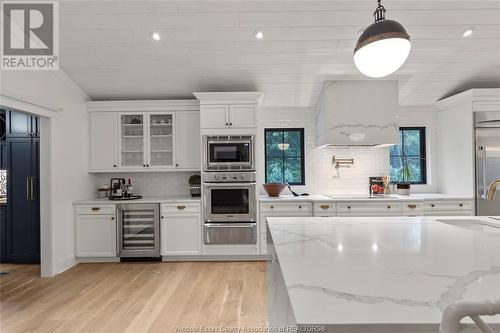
263,183,286,197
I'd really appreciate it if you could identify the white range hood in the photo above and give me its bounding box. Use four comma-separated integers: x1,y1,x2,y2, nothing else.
315,81,400,147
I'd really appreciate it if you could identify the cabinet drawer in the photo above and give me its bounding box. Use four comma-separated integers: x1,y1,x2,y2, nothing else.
313,202,336,216
161,202,201,214
401,201,424,215
75,205,116,215
337,201,402,214
424,200,473,211
259,202,312,214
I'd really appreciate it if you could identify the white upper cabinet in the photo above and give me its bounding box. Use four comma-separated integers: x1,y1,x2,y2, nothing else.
89,112,118,171
148,113,175,169
194,92,263,129
199,105,229,128
119,113,147,169
87,100,200,172
175,111,200,169
229,105,256,128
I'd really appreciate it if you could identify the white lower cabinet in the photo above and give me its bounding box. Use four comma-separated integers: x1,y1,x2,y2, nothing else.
75,205,117,258
160,203,201,256
259,202,313,254
337,201,402,216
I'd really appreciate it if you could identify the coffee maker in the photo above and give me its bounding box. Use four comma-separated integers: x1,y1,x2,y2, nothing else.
110,178,126,198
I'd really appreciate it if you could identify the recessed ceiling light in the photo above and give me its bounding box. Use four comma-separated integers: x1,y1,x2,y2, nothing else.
151,32,161,41
462,27,475,38
254,29,264,40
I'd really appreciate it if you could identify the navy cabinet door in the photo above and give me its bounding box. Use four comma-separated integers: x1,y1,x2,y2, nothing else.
7,110,30,137
0,205,5,262
6,137,40,263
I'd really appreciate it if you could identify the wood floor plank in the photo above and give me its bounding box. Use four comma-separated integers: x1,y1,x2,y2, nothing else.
0,262,267,333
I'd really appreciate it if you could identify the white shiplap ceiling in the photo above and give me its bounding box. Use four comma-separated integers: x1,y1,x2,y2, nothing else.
59,0,500,107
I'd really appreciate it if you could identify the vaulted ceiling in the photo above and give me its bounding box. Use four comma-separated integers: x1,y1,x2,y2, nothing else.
59,1,500,107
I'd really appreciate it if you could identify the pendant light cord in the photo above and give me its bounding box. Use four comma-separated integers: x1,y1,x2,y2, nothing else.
374,0,386,22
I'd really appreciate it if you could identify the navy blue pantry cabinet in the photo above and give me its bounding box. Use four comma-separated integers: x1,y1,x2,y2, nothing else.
4,110,40,263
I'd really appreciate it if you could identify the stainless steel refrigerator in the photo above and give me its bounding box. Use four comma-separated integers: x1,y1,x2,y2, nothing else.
475,111,500,216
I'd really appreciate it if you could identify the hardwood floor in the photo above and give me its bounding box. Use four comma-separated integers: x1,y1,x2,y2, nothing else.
0,262,267,333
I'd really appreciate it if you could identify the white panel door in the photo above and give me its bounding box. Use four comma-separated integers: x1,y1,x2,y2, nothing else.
76,214,117,257
200,105,229,128
229,105,256,128
175,111,201,169
89,112,118,171
161,214,201,255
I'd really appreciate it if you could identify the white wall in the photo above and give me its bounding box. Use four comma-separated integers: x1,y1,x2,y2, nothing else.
398,106,439,193
437,102,475,196
257,105,439,196
1,70,94,276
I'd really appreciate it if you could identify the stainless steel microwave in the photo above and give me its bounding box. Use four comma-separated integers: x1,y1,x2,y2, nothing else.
203,135,255,171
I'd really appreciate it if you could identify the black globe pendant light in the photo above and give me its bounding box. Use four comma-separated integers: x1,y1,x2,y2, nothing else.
354,0,411,78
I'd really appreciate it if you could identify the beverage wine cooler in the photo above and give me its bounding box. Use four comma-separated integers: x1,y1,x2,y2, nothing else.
117,203,160,257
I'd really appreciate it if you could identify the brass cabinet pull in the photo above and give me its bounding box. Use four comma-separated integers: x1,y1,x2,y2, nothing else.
320,204,330,209
408,204,417,209
177,205,186,210
91,207,101,211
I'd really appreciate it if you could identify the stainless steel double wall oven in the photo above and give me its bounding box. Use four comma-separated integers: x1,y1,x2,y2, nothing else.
202,135,257,245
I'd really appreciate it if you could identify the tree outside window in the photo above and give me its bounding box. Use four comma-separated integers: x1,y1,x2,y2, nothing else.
265,128,305,185
390,127,427,184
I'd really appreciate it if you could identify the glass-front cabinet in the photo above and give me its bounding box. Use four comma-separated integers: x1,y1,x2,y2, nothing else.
119,112,175,169
148,113,174,168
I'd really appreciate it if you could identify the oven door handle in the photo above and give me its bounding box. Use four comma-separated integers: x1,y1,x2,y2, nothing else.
204,223,256,228
203,182,256,187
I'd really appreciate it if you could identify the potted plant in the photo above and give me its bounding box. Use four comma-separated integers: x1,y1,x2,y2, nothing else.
188,175,201,197
395,159,416,195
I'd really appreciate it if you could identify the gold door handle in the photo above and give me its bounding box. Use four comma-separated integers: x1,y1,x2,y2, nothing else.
320,204,330,209
177,205,186,210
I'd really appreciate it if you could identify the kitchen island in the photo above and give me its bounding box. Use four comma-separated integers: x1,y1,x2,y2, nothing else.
267,216,500,333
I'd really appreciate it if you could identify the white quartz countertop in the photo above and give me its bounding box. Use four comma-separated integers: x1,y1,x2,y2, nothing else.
259,194,333,202
267,216,500,328
73,196,200,205
260,193,473,202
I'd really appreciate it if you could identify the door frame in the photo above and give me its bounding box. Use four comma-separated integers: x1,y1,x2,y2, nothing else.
1,95,56,277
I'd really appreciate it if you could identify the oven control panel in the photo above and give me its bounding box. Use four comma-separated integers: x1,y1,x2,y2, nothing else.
203,172,256,183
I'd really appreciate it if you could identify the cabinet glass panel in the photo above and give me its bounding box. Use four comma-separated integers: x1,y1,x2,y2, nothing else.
121,114,144,167
149,114,173,166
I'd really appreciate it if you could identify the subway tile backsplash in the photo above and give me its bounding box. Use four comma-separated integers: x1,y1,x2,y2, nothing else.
92,172,199,197
311,146,390,196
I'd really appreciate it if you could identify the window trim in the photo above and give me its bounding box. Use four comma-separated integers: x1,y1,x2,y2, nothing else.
390,127,427,185
264,128,305,186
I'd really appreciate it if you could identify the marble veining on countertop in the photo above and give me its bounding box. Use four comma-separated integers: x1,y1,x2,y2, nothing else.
267,216,500,327
73,195,200,205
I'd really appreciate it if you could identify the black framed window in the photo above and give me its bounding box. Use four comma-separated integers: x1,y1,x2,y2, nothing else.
390,127,427,184
265,128,305,185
